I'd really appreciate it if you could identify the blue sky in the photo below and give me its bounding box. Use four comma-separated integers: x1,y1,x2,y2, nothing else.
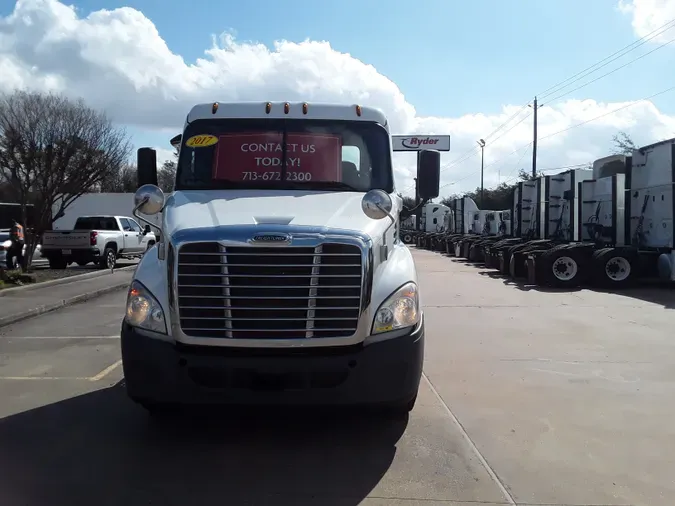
37,0,670,152
2,0,673,193
49,0,672,118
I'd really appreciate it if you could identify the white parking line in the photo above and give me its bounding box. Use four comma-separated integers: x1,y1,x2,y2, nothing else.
0,335,119,339
0,376,91,380
89,360,123,382
422,373,517,506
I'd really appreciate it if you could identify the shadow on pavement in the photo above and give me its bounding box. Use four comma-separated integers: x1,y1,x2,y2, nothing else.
0,381,407,506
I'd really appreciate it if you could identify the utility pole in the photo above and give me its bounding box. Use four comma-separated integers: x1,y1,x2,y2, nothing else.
477,139,486,208
530,96,540,178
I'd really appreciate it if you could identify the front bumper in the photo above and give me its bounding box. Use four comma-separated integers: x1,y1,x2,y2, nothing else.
121,317,424,407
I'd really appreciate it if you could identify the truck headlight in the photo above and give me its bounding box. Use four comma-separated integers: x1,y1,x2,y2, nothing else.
372,282,419,334
124,280,167,334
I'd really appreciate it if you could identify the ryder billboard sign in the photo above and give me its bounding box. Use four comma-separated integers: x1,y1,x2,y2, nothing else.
391,135,451,152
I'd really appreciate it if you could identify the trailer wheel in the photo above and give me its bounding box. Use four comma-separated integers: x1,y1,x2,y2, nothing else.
540,247,586,288
592,248,636,288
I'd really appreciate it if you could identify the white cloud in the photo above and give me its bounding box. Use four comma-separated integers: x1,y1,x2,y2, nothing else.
618,0,675,42
1,0,675,198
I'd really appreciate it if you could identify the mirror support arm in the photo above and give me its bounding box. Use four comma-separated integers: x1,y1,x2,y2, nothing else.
400,198,428,220
375,203,397,262
133,198,162,234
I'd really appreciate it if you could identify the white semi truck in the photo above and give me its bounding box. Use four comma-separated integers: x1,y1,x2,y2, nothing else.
523,138,675,288
120,101,441,417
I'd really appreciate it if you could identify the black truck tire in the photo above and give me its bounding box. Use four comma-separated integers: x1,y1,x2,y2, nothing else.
98,247,117,270
539,245,587,288
591,247,636,288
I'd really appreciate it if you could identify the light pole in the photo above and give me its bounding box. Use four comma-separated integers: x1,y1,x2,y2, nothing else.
477,138,485,208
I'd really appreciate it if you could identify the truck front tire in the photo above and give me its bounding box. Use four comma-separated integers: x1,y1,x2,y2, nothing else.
98,247,116,270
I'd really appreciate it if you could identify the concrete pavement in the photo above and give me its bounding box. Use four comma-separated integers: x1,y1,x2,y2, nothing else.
0,248,673,505
0,268,135,327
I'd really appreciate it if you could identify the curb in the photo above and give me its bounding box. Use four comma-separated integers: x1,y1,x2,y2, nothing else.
0,280,131,329
0,265,137,297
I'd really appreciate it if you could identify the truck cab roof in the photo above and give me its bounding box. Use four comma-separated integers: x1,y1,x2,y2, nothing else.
186,101,389,128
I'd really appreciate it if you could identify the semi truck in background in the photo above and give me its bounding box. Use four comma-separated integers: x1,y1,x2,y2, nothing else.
401,202,450,244
121,101,442,417
415,136,675,291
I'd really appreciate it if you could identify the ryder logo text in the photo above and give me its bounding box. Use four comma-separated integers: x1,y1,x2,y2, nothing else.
401,137,439,149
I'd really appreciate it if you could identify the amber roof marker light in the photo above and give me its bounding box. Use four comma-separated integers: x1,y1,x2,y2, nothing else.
284,102,290,114
265,102,272,114
355,104,362,117
211,102,219,114
302,103,309,115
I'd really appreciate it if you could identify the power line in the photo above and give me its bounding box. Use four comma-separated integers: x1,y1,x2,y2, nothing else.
402,101,534,191
436,83,675,195
539,83,675,142
536,18,675,100
483,111,532,146
482,102,531,142
544,36,675,105
434,105,533,179
499,145,532,184
401,22,675,197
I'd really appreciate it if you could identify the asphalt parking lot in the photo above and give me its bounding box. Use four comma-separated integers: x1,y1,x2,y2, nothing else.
0,248,673,505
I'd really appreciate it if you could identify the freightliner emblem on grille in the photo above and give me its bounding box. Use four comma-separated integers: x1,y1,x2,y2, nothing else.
249,233,291,245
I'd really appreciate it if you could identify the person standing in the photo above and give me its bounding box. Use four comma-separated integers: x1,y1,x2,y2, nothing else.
7,220,25,269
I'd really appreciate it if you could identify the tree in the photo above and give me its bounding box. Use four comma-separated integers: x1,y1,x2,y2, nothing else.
157,159,176,193
0,90,132,269
396,193,416,209
438,170,538,210
611,131,636,155
99,162,136,192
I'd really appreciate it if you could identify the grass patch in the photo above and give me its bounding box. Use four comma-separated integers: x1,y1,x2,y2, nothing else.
0,269,38,289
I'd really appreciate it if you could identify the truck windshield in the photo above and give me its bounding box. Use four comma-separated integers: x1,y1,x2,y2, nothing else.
175,119,394,193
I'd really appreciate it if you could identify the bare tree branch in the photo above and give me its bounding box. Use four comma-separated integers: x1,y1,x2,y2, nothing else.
611,131,636,155
0,90,132,268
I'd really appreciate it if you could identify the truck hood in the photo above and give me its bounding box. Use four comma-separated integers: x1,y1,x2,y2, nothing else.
163,190,395,240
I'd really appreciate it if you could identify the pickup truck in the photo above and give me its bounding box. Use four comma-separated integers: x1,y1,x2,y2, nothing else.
41,215,157,269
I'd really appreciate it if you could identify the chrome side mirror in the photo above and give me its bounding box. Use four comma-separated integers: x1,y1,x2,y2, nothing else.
134,184,164,216
361,189,393,220
362,190,395,262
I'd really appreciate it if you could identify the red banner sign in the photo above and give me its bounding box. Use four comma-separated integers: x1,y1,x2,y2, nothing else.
212,133,342,182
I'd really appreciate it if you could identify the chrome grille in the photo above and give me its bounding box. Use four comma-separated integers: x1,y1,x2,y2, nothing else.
176,242,363,339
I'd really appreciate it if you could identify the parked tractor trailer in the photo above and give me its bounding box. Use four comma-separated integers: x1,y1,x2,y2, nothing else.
416,136,675,291
523,138,675,288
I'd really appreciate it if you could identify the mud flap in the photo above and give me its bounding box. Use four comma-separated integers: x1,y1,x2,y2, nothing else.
526,255,537,285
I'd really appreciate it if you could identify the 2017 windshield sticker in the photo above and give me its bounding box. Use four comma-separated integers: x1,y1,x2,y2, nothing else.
185,134,218,148
212,133,342,182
